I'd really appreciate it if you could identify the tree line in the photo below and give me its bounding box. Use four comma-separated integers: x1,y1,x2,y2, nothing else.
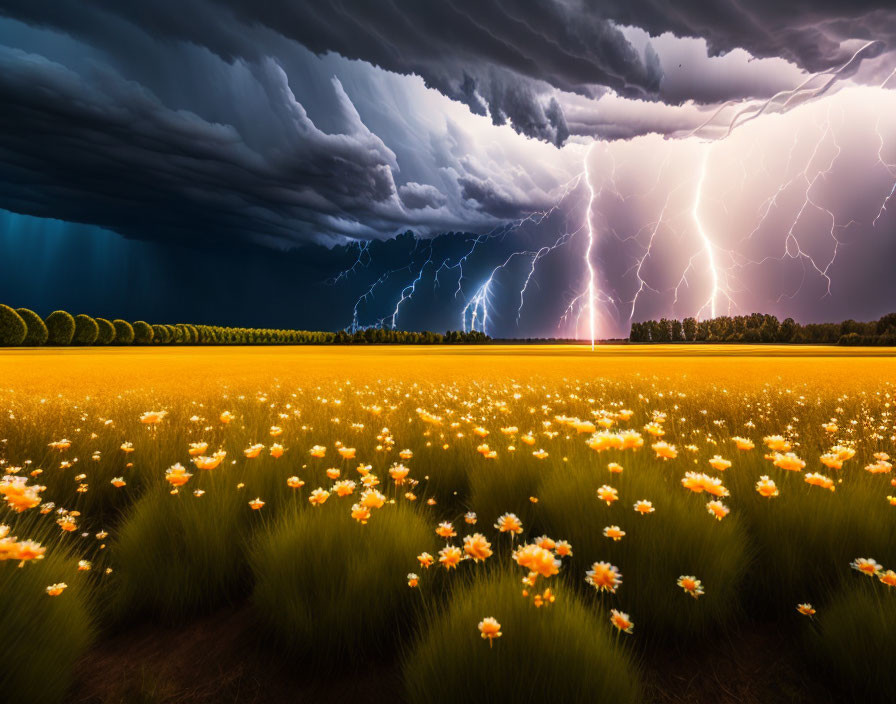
629,313,896,345
0,305,490,346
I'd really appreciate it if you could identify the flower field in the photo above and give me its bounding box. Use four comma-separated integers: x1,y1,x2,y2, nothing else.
1,345,895,703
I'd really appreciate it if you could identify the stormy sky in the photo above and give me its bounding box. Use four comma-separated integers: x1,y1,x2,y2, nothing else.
0,1,894,338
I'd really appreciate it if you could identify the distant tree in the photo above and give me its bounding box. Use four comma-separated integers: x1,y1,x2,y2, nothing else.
682,317,697,342
133,321,154,345
670,319,683,342
95,318,116,345
45,310,75,345
72,314,99,345
16,307,48,346
113,319,134,345
0,304,27,346
876,313,896,336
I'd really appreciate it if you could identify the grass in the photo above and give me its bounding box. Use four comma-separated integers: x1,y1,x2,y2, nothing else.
0,344,894,703
403,569,641,704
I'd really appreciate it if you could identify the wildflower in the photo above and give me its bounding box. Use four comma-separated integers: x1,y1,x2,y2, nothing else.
139,411,166,425
219,411,235,424
326,468,341,480
436,521,457,539
610,609,634,634
478,617,502,647
596,485,619,505
389,463,410,484
334,480,356,497
585,561,622,593
308,488,329,506
773,452,805,472
513,544,560,578
603,525,625,541
644,422,665,437
494,513,523,535
338,446,356,460
681,472,729,497
634,500,655,515
110,477,126,488
57,515,77,532
804,472,835,491
45,583,67,596
287,476,304,489
269,426,283,437
351,503,371,524
269,444,285,459
463,533,493,562
359,488,385,509
399,449,413,460
438,545,462,569
850,558,882,577
587,431,623,452
796,603,816,616
473,427,489,438
708,455,731,471
309,445,327,458
755,475,778,498
554,540,572,557
120,442,134,453
407,573,419,588
652,441,677,459
188,442,209,456
48,439,72,451
243,444,264,459
619,430,644,449
248,498,265,510
763,435,791,452
822,422,838,433
417,552,434,569
193,451,226,470
878,570,896,587
464,511,477,525
732,437,755,451
866,460,893,474
819,454,843,470
607,462,623,474
706,500,730,520
888,496,896,506
532,448,549,460
520,434,536,445
677,575,704,599
76,560,91,571
535,536,556,551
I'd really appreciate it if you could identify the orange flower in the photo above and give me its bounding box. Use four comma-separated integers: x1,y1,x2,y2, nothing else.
219,411,235,424
705,500,730,520
772,452,805,472
417,552,434,569
57,515,77,532
120,442,135,453
359,488,385,509
269,426,283,437
513,544,560,578
473,427,489,438
532,448,549,460
110,477,126,488
188,442,209,457
731,436,754,451
165,463,192,488
763,435,791,452
338,446,356,460
351,503,371,524
48,439,72,451
438,545,462,569
708,455,731,471
407,572,419,588
309,445,327,458
494,513,523,534
804,472,835,491
334,480,356,497
585,561,622,593
243,444,264,459
520,434,536,446
866,460,893,474
464,512,478,524
248,497,265,510
603,525,625,541
644,422,665,437
850,557,882,577
634,499,655,515
269,444,285,459
139,411,166,425
286,476,304,489
463,533,493,562
193,451,226,470
681,472,729,497
677,575,704,598
45,582,67,596
596,485,619,505
609,609,634,634
477,617,502,647
399,449,413,460
554,540,572,557
878,570,896,587
652,441,677,460
389,463,410,485
436,521,457,539
607,462,623,474
755,475,778,498
796,603,816,616
308,488,330,506
587,431,623,452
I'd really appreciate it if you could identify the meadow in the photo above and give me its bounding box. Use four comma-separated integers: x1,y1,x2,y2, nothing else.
1,345,894,703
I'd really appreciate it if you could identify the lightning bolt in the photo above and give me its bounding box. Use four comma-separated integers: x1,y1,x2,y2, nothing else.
692,147,719,319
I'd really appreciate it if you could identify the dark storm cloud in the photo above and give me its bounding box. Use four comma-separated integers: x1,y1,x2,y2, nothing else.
0,48,413,246
398,183,447,211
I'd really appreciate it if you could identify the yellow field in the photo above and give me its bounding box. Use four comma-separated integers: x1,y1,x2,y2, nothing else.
2,344,894,393
1,344,894,704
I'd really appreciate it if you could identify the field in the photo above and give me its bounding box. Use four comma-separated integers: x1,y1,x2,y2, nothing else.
1,345,895,703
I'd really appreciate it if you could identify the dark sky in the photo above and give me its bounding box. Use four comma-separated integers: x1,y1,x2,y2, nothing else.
0,2,894,338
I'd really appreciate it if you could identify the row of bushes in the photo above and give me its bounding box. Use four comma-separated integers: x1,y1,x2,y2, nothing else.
0,304,490,346
629,312,896,344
